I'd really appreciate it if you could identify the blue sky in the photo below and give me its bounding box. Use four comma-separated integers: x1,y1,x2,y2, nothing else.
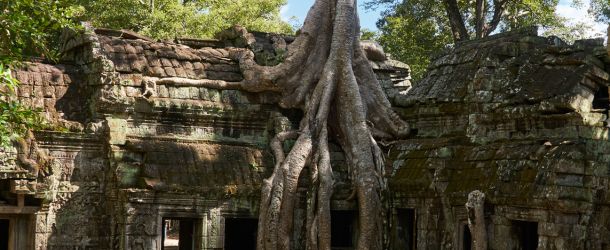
281,0,383,31
282,0,606,37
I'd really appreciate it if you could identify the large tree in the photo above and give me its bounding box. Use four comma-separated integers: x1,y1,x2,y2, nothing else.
239,1,410,248
67,0,293,40
371,0,564,79
156,0,410,248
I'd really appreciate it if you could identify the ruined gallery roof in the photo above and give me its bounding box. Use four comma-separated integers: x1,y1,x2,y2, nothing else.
389,28,610,211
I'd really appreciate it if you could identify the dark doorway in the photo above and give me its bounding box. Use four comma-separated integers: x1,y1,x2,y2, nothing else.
224,218,258,250
462,224,472,250
162,218,197,250
0,219,8,250
179,220,194,250
331,210,357,250
593,85,609,110
511,220,538,250
396,208,417,250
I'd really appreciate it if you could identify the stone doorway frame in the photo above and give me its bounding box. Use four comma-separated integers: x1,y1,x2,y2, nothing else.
0,210,37,250
156,209,204,250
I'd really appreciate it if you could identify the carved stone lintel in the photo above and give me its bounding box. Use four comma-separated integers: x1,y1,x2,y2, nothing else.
10,179,37,195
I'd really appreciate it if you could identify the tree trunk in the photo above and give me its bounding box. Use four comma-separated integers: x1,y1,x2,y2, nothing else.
466,190,487,250
442,0,469,42
484,0,508,37
475,0,486,38
211,0,411,249
607,25,609,57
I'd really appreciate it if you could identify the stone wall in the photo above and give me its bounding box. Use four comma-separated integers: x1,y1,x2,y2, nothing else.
2,25,609,250
389,28,610,249
0,26,409,250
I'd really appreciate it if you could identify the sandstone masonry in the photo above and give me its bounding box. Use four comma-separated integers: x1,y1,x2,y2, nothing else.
1,26,609,250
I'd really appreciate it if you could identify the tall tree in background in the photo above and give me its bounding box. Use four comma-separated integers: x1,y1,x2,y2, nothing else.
371,0,563,80
374,0,453,80
0,0,78,63
589,0,610,22
67,0,292,40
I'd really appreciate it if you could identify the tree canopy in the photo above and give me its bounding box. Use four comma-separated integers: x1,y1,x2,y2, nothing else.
589,0,610,22
0,0,79,147
369,0,603,80
67,0,293,40
0,0,78,63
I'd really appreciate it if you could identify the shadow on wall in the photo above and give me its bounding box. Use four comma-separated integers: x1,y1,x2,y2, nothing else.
45,147,111,249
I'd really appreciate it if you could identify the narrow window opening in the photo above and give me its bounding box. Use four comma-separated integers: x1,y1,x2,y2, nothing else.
0,219,8,250
593,85,609,110
224,218,258,250
462,224,472,250
162,218,197,250
511,220,538,250
331,210,357,250
396,208,417,250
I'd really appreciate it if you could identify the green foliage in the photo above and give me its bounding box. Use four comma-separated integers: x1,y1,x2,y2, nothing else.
370,0,570,80
373,0,453,80
68,0,293,40
360,28,379,40
0,65,46,148
589,0,610,22
0,0,80,63
499,0,563,32
0,1,77,148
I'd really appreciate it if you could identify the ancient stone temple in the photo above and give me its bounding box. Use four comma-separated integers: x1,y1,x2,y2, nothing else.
0,26,609,250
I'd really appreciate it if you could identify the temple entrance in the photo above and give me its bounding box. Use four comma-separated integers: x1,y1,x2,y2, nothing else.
395,208,417,250
162,218,199,250
224,218,258,250
511,220,538,250
462,224,472,250
331,210,357,250
593,85,609,110
0,215,33,250
0,219,8,250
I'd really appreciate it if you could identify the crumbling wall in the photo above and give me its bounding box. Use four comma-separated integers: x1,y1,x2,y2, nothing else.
7,24,609,250
0,25,409,250
389,28,610,249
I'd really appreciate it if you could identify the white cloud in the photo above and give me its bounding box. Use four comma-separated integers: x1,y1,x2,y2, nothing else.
556,0,606,38
280,4,291,22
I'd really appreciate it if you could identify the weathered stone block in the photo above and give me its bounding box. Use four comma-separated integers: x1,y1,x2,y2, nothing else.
124,44,137,54
175,67,186,77
164,67,176,77
160,58,173,67
158,85,169,98
18,85,32,98
207,89,221,102
189,87,199,99
176,87,190,99
42,86,55,98
555,173,584,187
107,117,128,145
33,86,43,97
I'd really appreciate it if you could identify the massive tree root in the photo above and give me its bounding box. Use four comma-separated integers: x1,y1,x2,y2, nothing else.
466,190,487,250
224,0,410,249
